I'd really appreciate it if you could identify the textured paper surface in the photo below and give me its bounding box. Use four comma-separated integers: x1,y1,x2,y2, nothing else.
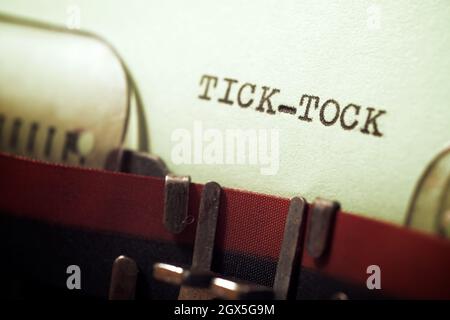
1,0,449,225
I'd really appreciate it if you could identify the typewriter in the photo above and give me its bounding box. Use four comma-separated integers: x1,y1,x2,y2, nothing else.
0,1,449,305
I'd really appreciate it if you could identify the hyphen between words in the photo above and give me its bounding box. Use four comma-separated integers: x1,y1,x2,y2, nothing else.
198,74,387,137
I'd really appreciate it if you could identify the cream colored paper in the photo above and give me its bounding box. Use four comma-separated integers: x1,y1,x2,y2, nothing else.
0,0,449,225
